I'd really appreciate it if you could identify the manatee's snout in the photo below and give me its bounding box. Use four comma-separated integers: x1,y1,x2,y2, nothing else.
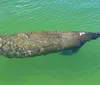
91,32,100,40
77,32,100,44
84,32,100,40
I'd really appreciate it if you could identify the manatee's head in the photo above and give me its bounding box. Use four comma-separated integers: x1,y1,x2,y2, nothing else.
78,32,100,44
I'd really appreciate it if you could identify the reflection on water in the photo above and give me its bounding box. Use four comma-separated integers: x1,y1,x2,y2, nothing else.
0,0,100,85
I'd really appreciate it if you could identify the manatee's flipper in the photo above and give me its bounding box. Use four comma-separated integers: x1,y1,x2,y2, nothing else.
61,47,80,55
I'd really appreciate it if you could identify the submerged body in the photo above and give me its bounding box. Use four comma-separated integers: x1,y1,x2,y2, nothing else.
0,31,99,58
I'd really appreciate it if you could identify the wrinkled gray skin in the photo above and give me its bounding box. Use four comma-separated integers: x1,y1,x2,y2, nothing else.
0,31,99,58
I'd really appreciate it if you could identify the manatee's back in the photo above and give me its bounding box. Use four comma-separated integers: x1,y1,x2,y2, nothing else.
0,32,61,58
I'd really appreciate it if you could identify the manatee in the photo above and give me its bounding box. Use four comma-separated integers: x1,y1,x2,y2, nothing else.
0,31,99,58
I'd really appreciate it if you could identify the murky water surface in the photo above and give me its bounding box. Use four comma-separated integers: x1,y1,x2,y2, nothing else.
0,0,100,85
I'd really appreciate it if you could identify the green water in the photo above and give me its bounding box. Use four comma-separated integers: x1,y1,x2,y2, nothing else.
0,0,100,85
